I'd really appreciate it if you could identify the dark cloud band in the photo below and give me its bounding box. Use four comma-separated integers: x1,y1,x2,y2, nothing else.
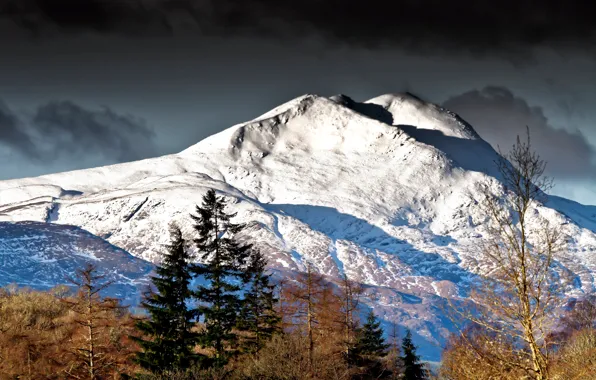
0,100,39,159
0,98,157,164
444,86,596,180
1,1,596,57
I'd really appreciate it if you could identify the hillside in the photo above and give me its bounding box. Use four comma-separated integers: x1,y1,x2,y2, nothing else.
0,221,152,301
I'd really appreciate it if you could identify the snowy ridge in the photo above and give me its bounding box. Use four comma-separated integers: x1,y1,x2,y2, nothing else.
0,93,595,360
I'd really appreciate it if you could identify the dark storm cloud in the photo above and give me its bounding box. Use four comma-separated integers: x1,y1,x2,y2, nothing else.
31,101,158,162
0,100,39,158
1,1,596,57
443,86,596,180
0,99,157,163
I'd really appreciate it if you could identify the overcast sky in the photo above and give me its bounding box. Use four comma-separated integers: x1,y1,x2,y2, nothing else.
1,1,596,204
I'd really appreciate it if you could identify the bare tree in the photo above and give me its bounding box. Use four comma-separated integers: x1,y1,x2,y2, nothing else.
387,321,404,379
298,264,318,376
334,274,364,365
276,278,292,331
452,129,568,380
439,326,528,380
285,263,331,377
62,263,127,380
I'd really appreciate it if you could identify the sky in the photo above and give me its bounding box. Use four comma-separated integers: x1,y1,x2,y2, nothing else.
1,1,596,204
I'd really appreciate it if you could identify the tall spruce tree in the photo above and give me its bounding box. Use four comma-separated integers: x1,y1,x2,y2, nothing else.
192,189,251,367
238,249,281,354
133,226,201,374
353,310,390,378
355,310,390,358
401,329,428,380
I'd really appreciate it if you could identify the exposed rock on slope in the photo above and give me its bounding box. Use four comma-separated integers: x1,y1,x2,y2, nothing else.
0,221,152,300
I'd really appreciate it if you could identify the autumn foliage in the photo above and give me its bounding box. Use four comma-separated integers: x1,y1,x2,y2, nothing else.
0,269,400,379
0,283,139,379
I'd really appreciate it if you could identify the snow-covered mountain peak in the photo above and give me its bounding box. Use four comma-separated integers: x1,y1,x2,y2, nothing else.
184,93,395,156
365,92,482,140
184,92,483,160
179,91,499,188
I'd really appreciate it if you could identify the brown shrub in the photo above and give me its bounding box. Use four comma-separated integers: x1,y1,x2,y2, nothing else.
551,328,596,380
438,327,529,380
237,331,361,380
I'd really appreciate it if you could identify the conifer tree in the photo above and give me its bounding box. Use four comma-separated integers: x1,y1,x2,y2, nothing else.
62,264,126,379
335,275,363,366
238,249,281,354
387,322,404,380
133,226,201,374
353,310,390,378
288,263,328,376
355,310,390,358
401,329,428,380
191,189,251,367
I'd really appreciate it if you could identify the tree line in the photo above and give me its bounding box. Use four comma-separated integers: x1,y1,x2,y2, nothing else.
132,188,428,379
0,189,427,379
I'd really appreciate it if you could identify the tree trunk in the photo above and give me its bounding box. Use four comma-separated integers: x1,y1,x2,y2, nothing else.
87,286,96,380
524,320,548,380
307,269,314,377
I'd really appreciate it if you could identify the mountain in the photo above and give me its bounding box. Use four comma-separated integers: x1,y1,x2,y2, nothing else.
0,221,153,301
0,93,594,361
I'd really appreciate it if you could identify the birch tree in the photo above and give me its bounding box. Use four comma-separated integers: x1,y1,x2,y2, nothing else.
455,129,567,380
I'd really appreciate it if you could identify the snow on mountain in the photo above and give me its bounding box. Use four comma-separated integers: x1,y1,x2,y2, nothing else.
0,221,153,301
0,93,594,360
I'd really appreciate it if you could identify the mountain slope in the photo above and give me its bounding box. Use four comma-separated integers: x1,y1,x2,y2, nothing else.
0,221,153,301
0,93,594,360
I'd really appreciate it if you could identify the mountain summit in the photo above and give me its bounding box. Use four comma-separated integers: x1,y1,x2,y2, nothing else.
0,93,595,360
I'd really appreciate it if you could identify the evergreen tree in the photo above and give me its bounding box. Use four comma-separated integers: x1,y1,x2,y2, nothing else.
192,189,251,367
401,329,428,380
352,310,390,378
355,310,390,358
238,249,281,354
133,226,201,374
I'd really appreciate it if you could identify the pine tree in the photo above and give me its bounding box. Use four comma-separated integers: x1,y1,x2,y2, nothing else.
355,310,390,358
238,249,281,354
353,310,390,378
133,226,201,374
401,329,428,380
192,189,251,367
